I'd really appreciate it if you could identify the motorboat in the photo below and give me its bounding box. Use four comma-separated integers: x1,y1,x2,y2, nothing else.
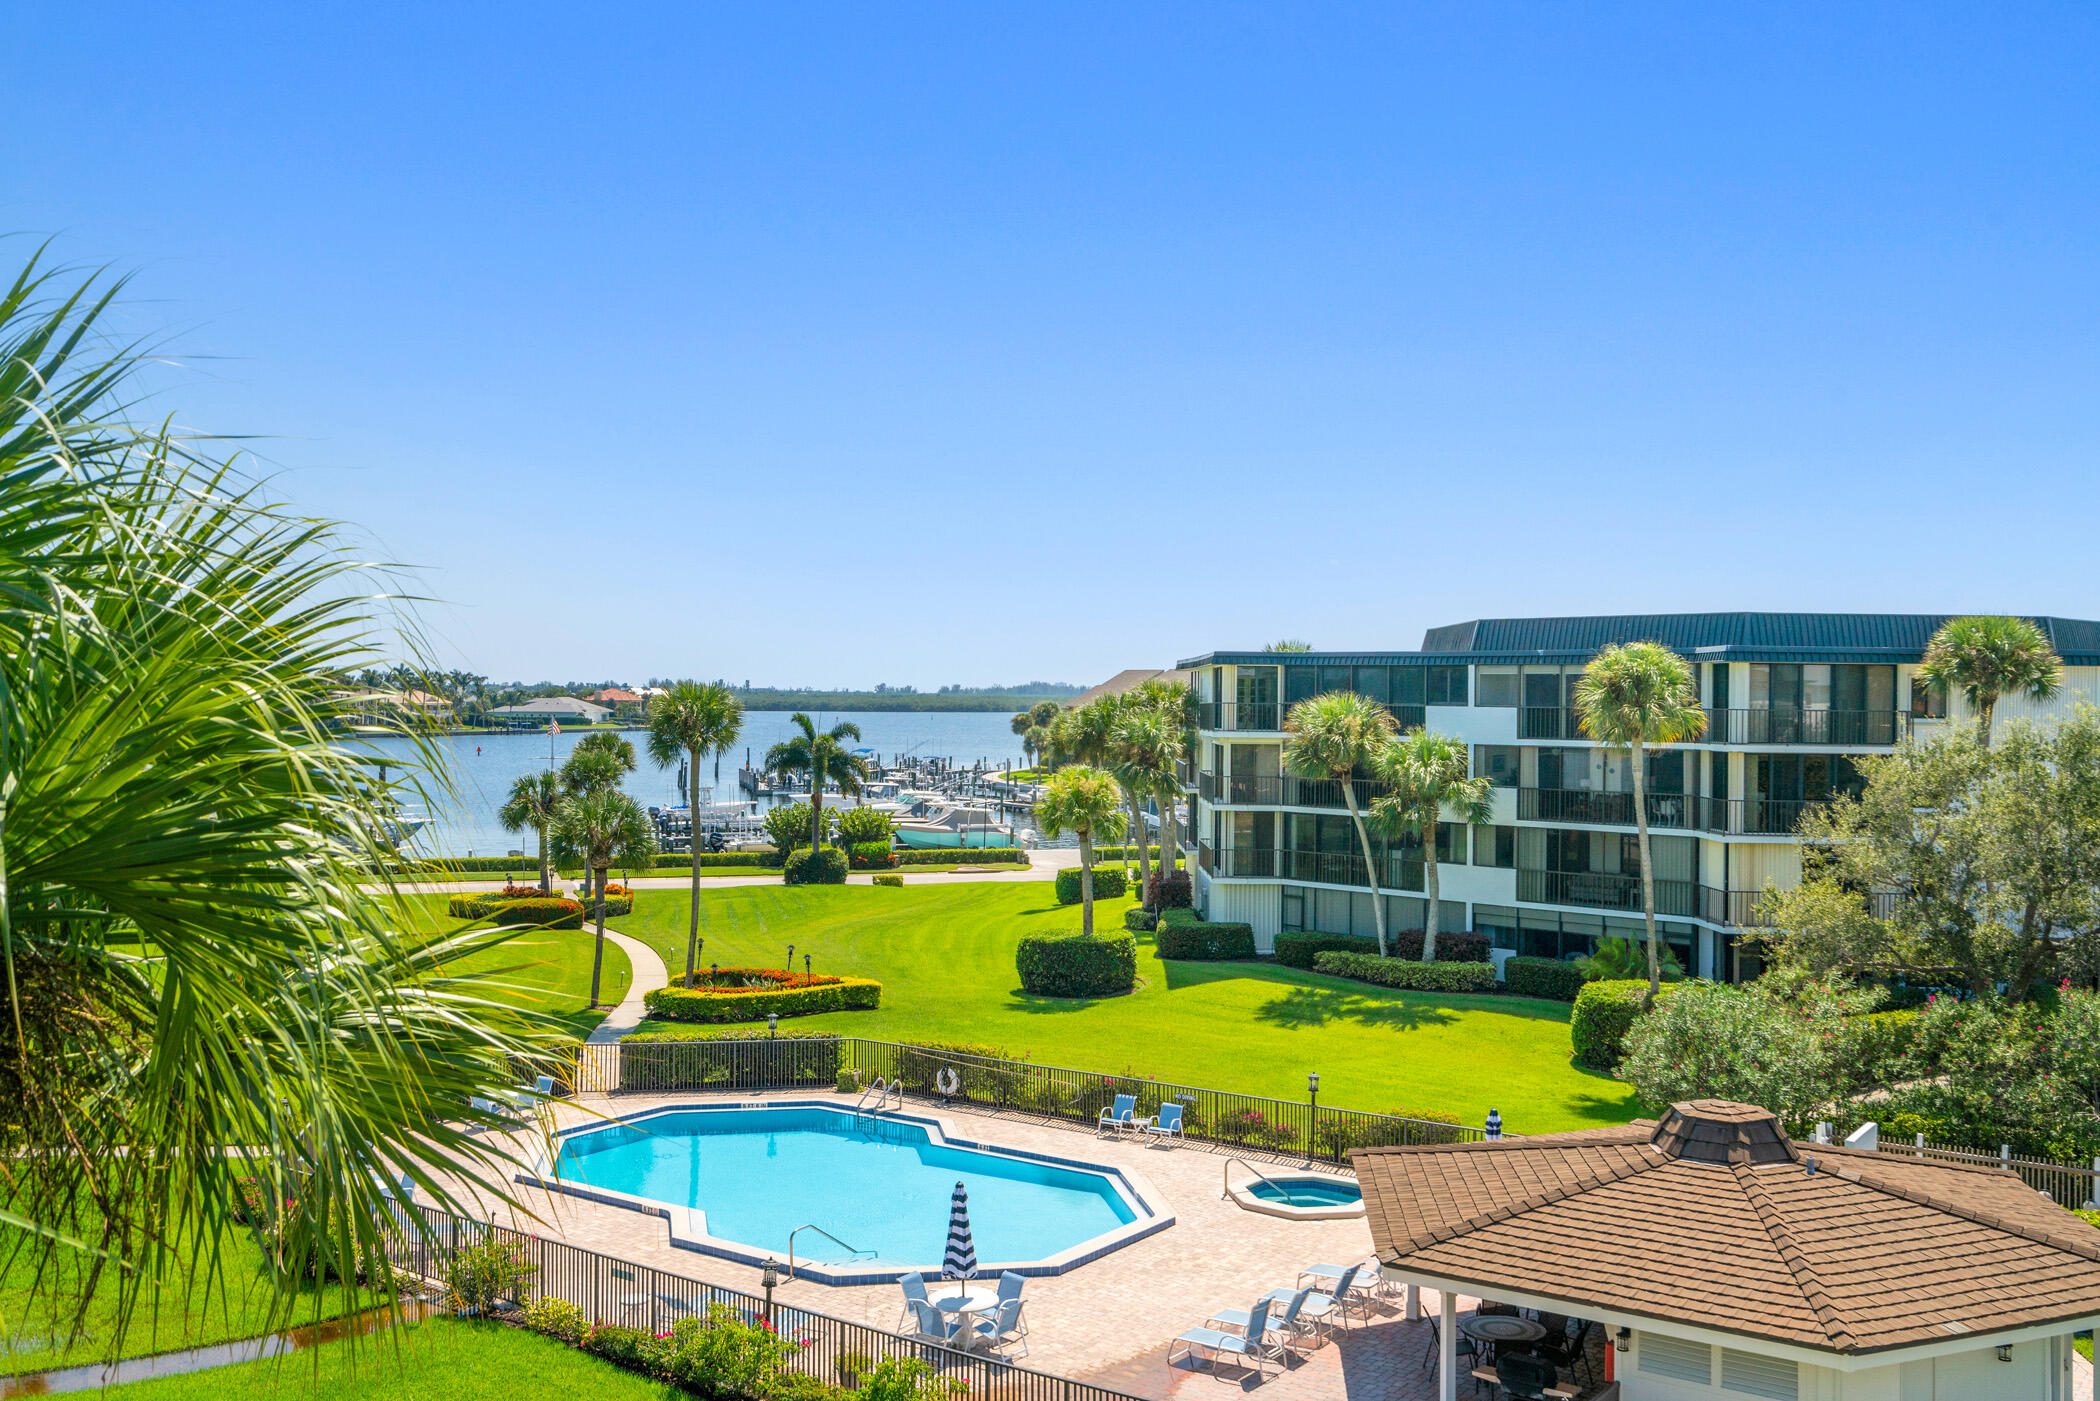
893,805,1019,850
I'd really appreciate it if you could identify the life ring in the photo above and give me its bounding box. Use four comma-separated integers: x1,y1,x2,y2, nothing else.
935,1067,962,1097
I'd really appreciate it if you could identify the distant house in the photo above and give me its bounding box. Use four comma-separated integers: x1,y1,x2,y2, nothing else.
486,696,611,728
332,688,453,729
1356,1099,2100,1401
1066,668,1193,709
588,687,645,718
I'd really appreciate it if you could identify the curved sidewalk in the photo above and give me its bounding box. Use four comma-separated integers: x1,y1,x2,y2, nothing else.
586,927,669,1045
378,847,1089,895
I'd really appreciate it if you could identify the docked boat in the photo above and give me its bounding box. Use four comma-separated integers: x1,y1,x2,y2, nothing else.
893,804,1019,849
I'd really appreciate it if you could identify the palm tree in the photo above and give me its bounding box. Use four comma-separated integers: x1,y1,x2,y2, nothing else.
1368,730,1493,961
646,681,744,987
565,730,636,789
0,251,546,1322
1107,709,1173,902
1057,697,1133,876
1023,699,1061,772
1035,766,1128,936
765,713,870,850
1573,642,1707,1003
552,786,657,1007
1917,614,2064,746
498,770,563,893
1134,677,1197,875
1262,639,1314,652
1283,692,1398,954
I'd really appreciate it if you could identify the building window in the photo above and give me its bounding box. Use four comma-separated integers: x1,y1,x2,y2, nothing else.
1910,676,1946,718
1473,825,1515,868
1475,667,1519,707
1474,745,1519,787
1355,666,1391,704
1285,667,1316,705
1425,665,1468,705
1437,822,1465,864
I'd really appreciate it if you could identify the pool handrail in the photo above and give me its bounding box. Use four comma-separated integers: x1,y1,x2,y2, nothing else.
1222,1156,1293,1202
788,1222,875,1281
855,1075,904,1113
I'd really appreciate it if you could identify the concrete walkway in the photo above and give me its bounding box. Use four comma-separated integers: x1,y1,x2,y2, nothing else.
379,846,1090,896
585,927,668,1045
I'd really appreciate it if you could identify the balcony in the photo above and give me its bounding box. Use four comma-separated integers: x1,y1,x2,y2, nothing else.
1198,701,1282,732
1515,868,1701,918
1698,797,1829,836
1209,846,1278,878
1517,787,1696,830
1276,849,1425,892
1520,706,1580,739
1704,708,1906,746
1197,772,1391,808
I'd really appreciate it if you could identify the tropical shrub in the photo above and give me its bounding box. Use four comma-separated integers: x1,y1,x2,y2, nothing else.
577,890,633,917
1275,933,1381,969
1147,870,1193,909
847,841,897,870
1123,906,1158,932
1312,951,1497,992
784,847,849,885
852,1357,967,1401
443,1236,536,1316
1054,865,1129,905
1579,934,1685,982
836,806,895,843
1313,1108,1466,1155
1092,845,1163,861
1570,979,1671,1069
448,893,496,919
523,1296,591,1344
763,801,813,858
1153,916,1257,961
582,1324,665,1372
491,897,585,930
229,1176,270,1225
643,975,881,1023
658,1304,795,1395
897,848,1027,865
1016,931,1137,997
1211,1106,1298,1151
1502,956,1588,1001
872,874,903,887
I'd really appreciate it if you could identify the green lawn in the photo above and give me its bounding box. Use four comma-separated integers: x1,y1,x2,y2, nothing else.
616,884,1636,1132
98,1319,678,1399
392,897,632,1040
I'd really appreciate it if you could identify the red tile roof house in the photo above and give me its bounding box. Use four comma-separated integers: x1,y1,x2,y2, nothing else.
1353,1100,2100,1401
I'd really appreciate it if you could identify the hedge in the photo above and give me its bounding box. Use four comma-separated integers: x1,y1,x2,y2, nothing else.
1274,929,1489,967
784,847,848,885
897,847,1028,866
1153,916,1257,961
1275,933,1380,969
1016,931,1137,998
1092,845,1162,861
642,976,882,1023
1054,866,1129,905
1147,870,1193,909
397,851,787,874
846,841,897,870
606,1032,846,1090
1570,979,1680,1069
1123,906,1158,932
872,874,903,887
491,898,585,930
1311,951,1498,993
1503,956,1589,1001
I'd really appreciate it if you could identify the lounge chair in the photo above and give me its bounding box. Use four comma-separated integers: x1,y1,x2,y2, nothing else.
1298,1256,1381,1317
1264,1264,1358,1337
1096,1093,1138,1136
1238,1288,1317,1350
1144,1102,1185,1145
1170,1298,1280,1376
897,1271,931,1332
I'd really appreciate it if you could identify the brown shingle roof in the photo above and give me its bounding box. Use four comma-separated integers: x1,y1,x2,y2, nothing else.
1353,1101,2100,1355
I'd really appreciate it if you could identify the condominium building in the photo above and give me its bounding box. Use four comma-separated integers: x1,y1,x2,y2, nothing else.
1179,614,2100,980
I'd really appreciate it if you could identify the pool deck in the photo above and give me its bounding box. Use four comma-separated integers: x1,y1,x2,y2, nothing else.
439,1087,1629,1401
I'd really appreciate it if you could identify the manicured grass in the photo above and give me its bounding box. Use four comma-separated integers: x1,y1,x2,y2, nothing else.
393,896,632,1040
616,884,1636,1132
0,1226,375,1377
98,1318,679,1399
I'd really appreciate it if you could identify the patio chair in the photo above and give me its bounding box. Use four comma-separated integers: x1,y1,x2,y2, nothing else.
1420,1312,1482,1372
610,1265,651,1326
907,1298,961,1346
1472,1350,1574,1401
1530,1319,1597,1389
959,1297,1029,1358
897,1271,931,1331
1299,1255,1383,1314
1096,1093,1138,1136
1144,1102,1186,1145
1170,1298,1280,1377
994,1272,1028,1333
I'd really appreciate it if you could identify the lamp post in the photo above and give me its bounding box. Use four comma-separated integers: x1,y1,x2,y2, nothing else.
761,1257,781,1323
786,943,795,978
1307,1072,1320,1165
804,953,812,988
768,1012,778,1040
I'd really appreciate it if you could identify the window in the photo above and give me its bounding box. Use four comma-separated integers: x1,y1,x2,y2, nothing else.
1910,674,1945,718
1318,664,1352,695
1425,665,1468,705
1355,666,1391,704
1474,745,1519,788
1393,667,1426,705
1436,822,1465,863
1720,1348,1798,1400
1285,667,1316,705
1473,825,1515,868
1476,667,1519,707
1637,1335,1712,1385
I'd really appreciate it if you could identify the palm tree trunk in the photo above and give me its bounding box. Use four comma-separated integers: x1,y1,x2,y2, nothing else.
1341,781,1388,958
811,777,825,850
1422,835,1440,962
1631,741,1659,1006
589,863,608,1007
1127,792,1152,906
685,745,702,988
1079,831,1096,937
537,822,550,895
1978,695,1997,748
1158,783,1178,878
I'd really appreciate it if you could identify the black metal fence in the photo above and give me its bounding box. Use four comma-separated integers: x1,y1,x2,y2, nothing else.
579,1037,1488,1159
384,1200,1147,1401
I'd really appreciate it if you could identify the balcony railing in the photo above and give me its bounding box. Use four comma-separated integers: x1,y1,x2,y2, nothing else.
1275,849,1425,892
1698,797,1829,836
1211,846,1278,878
1515,868,1701,918
1197,701,1282,732
1704,708,1906,746
1516,787,1696,830
1197,772,1391,808
1520,706,1580,739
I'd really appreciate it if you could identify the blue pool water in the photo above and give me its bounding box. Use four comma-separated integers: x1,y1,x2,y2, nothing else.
1249,1178,1362,1207
553,1106,1137,1267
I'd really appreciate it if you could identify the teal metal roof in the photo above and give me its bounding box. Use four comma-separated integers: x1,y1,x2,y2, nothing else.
1179,613,2100,668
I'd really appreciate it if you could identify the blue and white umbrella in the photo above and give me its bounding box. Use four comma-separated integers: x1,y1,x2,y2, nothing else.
942,1180,978,1282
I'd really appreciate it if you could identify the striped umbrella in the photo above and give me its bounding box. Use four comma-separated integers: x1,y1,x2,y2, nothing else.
941,1180,978,1281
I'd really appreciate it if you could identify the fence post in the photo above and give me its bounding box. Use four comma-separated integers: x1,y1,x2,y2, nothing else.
2002,1144,2012,1170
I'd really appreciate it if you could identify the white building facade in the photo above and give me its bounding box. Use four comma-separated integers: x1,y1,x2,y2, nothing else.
1180,613,2100,975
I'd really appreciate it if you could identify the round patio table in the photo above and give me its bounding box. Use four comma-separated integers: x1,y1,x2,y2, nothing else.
1461,1314,1546,1362
932,1287,1002,1353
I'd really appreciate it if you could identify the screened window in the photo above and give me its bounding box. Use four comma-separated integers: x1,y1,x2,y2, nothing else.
1476,667,1519,706
1425,665,1468,705
1355,666,1391,704
1475,745,1520,787
1393,668,1426,705
1285,667,1317,705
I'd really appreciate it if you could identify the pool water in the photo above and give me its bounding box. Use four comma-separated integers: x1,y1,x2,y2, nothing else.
552,1106,1137,1268
1248,1178,1363,1208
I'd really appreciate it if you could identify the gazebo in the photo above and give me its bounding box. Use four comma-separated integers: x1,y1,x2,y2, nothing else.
1352,1099,2100,1401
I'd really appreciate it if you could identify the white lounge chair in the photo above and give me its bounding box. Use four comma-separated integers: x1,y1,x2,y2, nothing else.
1264,1264,1360,1336
1170,1297,1281,1376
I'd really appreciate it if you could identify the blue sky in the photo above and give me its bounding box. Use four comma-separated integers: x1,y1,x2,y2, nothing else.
8,4,2098,686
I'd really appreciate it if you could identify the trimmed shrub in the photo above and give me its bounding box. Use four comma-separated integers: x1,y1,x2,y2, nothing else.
1311,951,1498,993
491,897,584,930
1123,906,1158,932
1054,865,1130,905
1092,845,1163,861
1154,915,1257,961
846,841,898,870
872,874,903,887
576,891,634,917
1274,929,1487,965
582,1324,664,1373
1314,1108,1467,1155
1146,870,1193,909
1016,931,1137,998
1571,979,1679,1069
617,1032,843,1090
447,893,496,920
643,975,881,1023
784,847,848,885
1503,956,1589,1001
897,847,1028,866
1275,933,1380,969
836,806,896,843
522,1296,590,1344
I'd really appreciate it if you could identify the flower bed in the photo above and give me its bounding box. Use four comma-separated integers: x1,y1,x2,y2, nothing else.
643,968,882,1023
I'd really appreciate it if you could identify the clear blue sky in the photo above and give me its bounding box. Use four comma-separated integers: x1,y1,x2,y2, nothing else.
9,4,2098,687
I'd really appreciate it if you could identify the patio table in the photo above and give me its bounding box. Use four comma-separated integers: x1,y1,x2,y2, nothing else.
933,1287,1002,1351
1461,1313,1546,1362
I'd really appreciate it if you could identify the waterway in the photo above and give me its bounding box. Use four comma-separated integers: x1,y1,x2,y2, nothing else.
350,710,1034,857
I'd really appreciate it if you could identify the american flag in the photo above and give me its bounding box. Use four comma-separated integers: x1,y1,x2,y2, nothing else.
549,720,562,735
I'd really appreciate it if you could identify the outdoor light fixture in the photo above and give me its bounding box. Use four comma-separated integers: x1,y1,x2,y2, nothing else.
805,953,813,987
768,1012,779,1038
761,1257,782,1321
1306,1072,1320,1165
1997,1345,2013,1362
1615,1327,1631,1353
787,943,795,973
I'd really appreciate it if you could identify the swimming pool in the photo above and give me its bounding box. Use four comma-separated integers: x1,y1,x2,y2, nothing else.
1223,1167,1365,1221
529,1102,1171,1283
1248,1178,1362,1208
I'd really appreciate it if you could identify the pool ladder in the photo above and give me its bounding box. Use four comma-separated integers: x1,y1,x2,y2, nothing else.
855,1076,904,1113
787,1223,877,1282
1223,1156,1292,1201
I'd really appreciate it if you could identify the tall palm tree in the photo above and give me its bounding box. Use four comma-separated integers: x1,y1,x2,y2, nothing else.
552,786,657,1007
1107,709,1173,901
1917,614,2064,747
566,730,636,786
1368,730,1493,961
1024,699,1061,772
1573,642,1707,1003
1134,677,1197,875
1057,697,1135,877
1035,766,1128,936
0,251,547,1325
498,770,563,893
765,713,870,850
1283,691,1399,955
646,681,744,987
